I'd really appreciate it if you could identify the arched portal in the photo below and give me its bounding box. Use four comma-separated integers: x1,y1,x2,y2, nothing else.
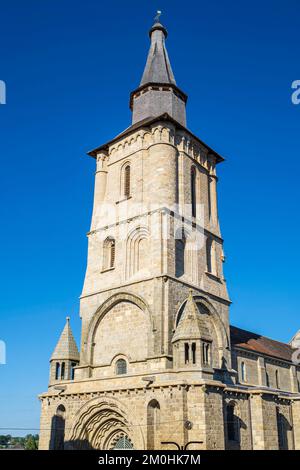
147,399,160,450
50,404,66,450
67,397,145,450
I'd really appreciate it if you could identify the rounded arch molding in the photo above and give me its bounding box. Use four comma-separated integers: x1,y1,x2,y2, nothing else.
84,292,155,364
66,396,145,450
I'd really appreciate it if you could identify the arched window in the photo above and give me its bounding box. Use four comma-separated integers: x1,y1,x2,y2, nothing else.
61,362,65,380
147,400,160,450
50,404,66,450
110,240,115,268
241,361,247,382
55,362,60,380
137,237,147,272
226,403,239,444
103,237,116,270
275,369,280,389
116,359,127,375
266,370,270,387
124,165,131,198
276,407,288,450
206,237,217,275
191,166,197,218
175,230,185,278
208,174,212,219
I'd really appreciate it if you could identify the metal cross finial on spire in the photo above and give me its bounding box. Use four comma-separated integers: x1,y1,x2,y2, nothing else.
154,10,162,23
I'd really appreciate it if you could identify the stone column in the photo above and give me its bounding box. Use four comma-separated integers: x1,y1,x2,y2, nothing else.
91,151,108,230
208,155,219,228
257,356,267,387
250,394,265,450
290,365,299,392
177,136,185,217
148,137,177,209
203,385,225,449
38,398,52,449
250,392,279,450
292,398,300,449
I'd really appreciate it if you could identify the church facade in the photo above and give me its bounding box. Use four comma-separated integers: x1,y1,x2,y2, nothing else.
39,18,300,450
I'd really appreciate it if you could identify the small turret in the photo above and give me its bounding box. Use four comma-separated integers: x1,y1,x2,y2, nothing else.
49,317,79,385
172,291,213,375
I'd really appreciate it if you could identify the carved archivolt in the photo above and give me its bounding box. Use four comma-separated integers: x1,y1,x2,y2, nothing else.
67,396,144,450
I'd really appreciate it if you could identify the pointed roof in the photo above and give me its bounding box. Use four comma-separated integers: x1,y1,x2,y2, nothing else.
172,291,212,342
130,13,187,126
140,19,176,86
51,317,80,362
290,330,300,349
231,325,297,362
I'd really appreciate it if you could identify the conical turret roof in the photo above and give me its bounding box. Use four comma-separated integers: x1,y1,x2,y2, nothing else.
172,291,212,342
51,317,79,362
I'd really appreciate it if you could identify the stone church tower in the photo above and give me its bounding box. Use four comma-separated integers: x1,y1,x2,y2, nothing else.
39,16,300,450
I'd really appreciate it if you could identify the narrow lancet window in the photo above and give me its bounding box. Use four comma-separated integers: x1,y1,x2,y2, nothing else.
103,237,116,270
192,342,196,364
184,343,189,364
124,165,131,198
191,167,196,218
55,362,60,380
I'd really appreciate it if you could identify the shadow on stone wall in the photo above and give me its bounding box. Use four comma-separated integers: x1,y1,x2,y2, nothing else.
64,439,94,450
49,414,65,450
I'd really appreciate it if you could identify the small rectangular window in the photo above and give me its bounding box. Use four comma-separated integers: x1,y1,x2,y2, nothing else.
241,361,246,382
192,342,196,364
184,343,189,364
55,362,60,380
202,342,210,365
61,362,65,380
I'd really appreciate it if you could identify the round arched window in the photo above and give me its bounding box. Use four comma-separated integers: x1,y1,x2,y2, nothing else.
116,359,127,375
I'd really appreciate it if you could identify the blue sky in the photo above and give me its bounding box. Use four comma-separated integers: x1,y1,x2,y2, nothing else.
0,0,299,436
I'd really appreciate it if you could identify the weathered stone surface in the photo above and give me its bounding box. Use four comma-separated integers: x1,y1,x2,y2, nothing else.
38,17,300,451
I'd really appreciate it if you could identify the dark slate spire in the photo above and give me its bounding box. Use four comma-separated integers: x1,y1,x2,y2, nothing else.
130,13,187,126
140,20,176,86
